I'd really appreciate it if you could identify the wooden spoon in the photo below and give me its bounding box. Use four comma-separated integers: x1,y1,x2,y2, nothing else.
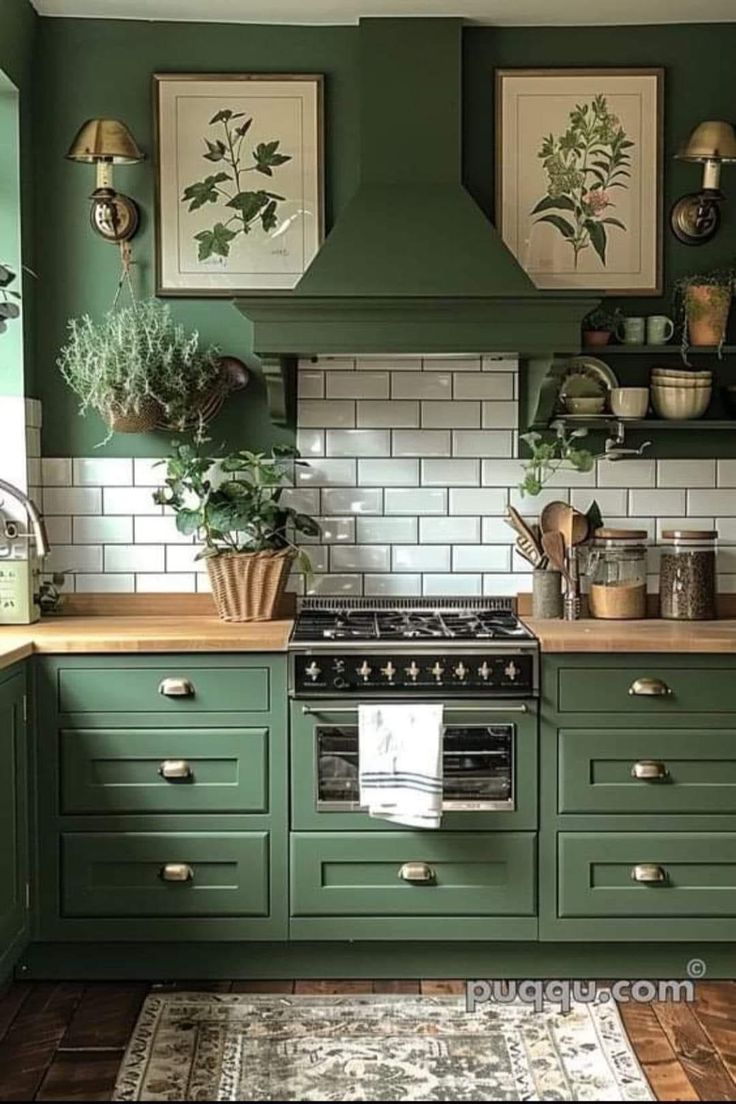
541,530,573,589
506,505,543,556
540,500,570,536
560,505,590,548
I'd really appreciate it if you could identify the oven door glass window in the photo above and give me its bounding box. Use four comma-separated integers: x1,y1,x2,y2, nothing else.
316,724,514,811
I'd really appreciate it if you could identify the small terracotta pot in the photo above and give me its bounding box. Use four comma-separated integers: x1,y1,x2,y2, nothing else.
583,329,612,347
105,396,162,434
686,285,732,346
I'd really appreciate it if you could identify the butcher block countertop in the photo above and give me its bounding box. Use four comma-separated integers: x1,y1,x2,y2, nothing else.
525,617,736,653
0,615,295,670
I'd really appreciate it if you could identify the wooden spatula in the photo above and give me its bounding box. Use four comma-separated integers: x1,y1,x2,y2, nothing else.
541,530,573,589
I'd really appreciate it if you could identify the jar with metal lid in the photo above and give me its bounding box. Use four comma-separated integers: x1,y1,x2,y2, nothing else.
587,528,648,619
659,529,718,621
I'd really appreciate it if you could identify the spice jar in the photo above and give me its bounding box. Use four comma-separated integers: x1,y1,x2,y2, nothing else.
587,529,648,619
659,530,718,621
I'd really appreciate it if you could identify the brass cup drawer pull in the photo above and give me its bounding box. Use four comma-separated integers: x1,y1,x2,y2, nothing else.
629,678,672,698
631,863,667,884
398,861,436,885
158,678,195,699
158,759,193,782
631,759,669,781
159,863,194,883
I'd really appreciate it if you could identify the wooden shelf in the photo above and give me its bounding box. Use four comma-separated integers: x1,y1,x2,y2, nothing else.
581,344,736,356
543,415,736,431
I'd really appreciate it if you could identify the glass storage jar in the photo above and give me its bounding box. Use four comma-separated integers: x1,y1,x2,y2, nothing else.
659,529,718,621
587,528,648,619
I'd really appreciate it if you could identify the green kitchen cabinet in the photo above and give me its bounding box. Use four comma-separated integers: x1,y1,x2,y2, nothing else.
0,664,29,982
34,654,288,942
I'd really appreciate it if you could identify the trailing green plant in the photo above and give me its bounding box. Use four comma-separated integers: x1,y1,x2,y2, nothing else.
182,108,292,261
0,264,21,335
674,267,735,363
153,439,320,574
519,425,595,497
581,305,621,332
58,299,222,443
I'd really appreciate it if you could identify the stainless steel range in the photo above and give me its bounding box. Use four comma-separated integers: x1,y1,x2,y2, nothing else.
289,598,539,816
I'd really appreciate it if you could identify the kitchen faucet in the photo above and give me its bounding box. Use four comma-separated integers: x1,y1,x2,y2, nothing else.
0,479,50,556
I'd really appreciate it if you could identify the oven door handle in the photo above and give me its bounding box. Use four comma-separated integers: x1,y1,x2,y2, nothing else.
301,704,528,716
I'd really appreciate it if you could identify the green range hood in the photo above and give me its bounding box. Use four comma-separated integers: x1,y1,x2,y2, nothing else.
236,18,596,421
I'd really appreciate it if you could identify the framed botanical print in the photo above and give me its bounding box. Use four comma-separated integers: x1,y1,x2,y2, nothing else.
154,74,323,295
496,68,663,295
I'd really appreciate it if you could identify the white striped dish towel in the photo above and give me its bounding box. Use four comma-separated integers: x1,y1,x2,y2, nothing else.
358,703,444,829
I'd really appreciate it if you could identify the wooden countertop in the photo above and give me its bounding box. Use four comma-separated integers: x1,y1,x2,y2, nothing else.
0,615,294,670
525,617,736,652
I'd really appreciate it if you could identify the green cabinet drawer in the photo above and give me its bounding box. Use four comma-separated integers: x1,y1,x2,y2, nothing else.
291,831,536,917
57,664,270,714
559,832,736,918
60,728,268,815
557,666,734,713
559,728,736,814
62,832,269,918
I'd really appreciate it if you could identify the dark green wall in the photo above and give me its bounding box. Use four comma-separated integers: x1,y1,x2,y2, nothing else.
1,0,37,396
32,17,736,455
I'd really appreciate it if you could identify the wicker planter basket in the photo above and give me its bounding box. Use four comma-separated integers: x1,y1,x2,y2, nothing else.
105,396,162,434
206,549,295,622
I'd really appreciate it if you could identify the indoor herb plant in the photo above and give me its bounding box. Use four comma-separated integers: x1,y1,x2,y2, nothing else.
674,267,735,362
0,264,21,336
58,299,223,443
519,425,595,497
153,439,320,622
581,305,621,347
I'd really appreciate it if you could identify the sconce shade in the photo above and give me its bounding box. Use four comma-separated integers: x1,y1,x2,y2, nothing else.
66,119,144,164
676,120,736,163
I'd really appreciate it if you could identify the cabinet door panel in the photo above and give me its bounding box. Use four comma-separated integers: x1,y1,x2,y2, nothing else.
557,667,732,713
0,670,28,972
58,665,269,714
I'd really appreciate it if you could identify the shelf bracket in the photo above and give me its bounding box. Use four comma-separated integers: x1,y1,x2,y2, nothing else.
602,420,652,461
260,354,297,429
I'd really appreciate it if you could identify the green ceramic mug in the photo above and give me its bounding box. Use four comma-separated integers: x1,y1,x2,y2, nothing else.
616,316,646,345
646,315,675,345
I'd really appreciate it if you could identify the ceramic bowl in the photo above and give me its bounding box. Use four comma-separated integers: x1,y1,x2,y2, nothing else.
610,387,649,418
651,368,712,385
564,395,606,415
650,384,712,420
651,377,712,389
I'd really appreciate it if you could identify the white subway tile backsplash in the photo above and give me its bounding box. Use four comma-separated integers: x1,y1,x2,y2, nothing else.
482,355,518,372
306,574,362,596
384,488,446,515
327,429,390,457
629,489,687,517
483,573,529,597
481,459,526,485
105,545,165,573
41,458,71,486
321,488,383,515
312,517,355,544
134,516,194,544
46,544,103,574
426,356,480,372
453,545,510,572
571,488,626,515
392,372,451,400
326,371,389,400
103,486,160,516
454,374,514,400
357,400,419,428
134,459,165,486
45,516,72,545
421,459,478,486
364,574,422,596
392,430,451,457
357,516,418,544
44,487,101,516
166,545,206,573
453,431,513,457
509,488,570,515
358,459,419,486
481,516,512,543
421,401,480,429
296,459,356,487
73,516,133,545
358,356,422,371
298,370,324,399
297,429,325,457
481,402,518,429
658,459,716,488
449,488,507,515
423,574,482,596
393,545,450,572
598,458,655,488
299,400,355,428
331,545,390,572
74,457,132,486
420,517,480,543
718,462,736,487
688,489,736,516
75,573,135,593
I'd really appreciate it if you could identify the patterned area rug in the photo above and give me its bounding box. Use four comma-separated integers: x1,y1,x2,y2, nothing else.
113,992,654,1102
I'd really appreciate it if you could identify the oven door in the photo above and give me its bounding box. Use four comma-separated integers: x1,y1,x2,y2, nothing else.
290,700,538,831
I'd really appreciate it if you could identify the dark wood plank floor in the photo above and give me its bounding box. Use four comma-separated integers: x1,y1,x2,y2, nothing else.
0,979,734,1101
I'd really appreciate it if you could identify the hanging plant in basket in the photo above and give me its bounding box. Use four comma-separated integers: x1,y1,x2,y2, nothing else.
154,440,320,622
58,298,230,444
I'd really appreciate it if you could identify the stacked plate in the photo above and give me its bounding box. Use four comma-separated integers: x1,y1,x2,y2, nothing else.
650,366,712,420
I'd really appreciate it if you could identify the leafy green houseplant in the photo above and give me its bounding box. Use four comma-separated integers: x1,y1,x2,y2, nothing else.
0,264,20,335
154,440,320,622
581,305,621,347
519,426,595,497
58,299,223,443
674,268,734,361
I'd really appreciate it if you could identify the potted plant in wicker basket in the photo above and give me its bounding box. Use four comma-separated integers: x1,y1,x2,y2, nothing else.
154,440,320,622
58,299,226,443
675,268,735,361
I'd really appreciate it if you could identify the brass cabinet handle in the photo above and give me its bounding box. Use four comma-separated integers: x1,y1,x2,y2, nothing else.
158,678,194,698
630,863,667,884
629,678,672,698
631,759,669,781
398,861,436,884
158,759,193,782
159,863,194,883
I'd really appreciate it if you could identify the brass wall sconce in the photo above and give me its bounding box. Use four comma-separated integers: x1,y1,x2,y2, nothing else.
66,119,144,243
671,120,736,245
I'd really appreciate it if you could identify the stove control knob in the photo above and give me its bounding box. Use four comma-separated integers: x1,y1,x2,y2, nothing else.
380,661,396,682
305,661,322,682
430,661,445,684
357,660,373,682
405,661,421,682
333,676,348,689
453,662,468,681
504,660,519,681
477,661,491,682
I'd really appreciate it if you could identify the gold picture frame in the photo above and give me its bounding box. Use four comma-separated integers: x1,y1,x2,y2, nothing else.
154,73,324,296
495,68,663,295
